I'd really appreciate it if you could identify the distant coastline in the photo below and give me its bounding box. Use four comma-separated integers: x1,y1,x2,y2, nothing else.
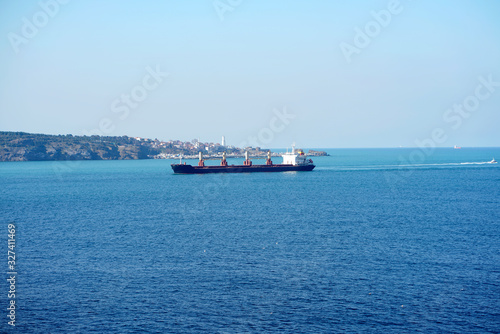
0,131,329,162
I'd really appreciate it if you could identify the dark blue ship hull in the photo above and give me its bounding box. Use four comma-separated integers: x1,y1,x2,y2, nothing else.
171,163,315,174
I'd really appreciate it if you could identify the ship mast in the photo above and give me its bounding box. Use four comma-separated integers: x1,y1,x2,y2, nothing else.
243,151,252,166
266,150,273,165
198,151,205,166
220,151,228,166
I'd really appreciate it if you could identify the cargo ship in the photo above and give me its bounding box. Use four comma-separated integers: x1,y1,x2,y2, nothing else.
171,147,315,174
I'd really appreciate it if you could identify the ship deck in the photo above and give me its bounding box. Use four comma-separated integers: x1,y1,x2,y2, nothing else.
171,163,315,174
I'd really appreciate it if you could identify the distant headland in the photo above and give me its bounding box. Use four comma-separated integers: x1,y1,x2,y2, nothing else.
0,131,328,162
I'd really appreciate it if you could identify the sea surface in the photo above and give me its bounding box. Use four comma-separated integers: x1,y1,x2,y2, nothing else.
1,148,499,333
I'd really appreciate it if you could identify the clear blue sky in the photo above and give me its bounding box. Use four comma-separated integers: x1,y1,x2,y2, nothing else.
1,0,499,148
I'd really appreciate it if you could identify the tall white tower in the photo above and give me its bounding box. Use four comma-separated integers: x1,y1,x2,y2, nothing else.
221,136,225,146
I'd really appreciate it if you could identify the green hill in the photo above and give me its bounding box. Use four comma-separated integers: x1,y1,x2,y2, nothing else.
0,132,160,161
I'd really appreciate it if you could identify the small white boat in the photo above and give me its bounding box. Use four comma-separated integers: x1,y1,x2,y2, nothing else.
487,158,497,164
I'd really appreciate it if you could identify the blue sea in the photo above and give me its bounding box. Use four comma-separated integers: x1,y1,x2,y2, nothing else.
1,148,499,333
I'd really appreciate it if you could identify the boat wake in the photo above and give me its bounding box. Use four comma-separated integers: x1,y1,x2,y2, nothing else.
460,161,491,165
321,161,498,171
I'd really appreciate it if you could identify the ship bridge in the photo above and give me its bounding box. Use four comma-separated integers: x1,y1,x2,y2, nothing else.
281,146,313,166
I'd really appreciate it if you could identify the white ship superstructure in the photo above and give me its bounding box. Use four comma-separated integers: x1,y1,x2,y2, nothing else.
281,145,314,166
